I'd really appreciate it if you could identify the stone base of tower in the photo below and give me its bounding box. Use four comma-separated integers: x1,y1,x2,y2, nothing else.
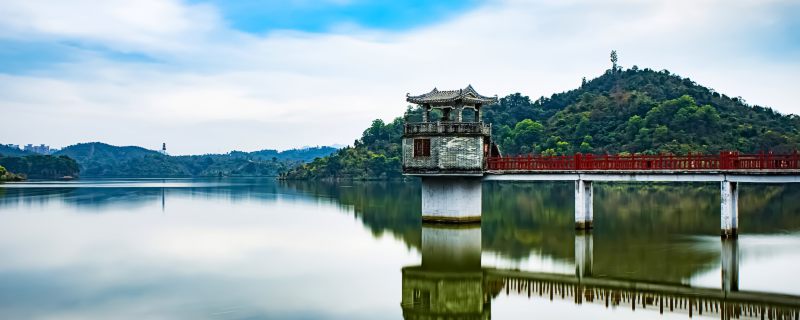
421,177,482,223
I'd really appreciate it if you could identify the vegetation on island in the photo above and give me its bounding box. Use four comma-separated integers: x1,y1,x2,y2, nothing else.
281,118,405,180
0,165,25,181
0,155,80,179
283,57,800,180
48,142,337,177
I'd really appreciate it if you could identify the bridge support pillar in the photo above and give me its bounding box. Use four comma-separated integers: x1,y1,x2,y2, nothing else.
574,180,593,230
575,232,593,279
720,180,739,239
421,177,482,223
721,239,739,292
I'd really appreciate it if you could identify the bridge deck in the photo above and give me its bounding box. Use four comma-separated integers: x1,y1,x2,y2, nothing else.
487,152,800,173
484,170,800,182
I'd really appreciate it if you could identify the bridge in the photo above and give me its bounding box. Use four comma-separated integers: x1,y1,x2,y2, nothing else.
484,152,800,237
401,86,800,238
401,225,800,320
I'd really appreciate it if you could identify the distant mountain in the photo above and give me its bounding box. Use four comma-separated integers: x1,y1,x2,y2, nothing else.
0,145,33,157
55,142,160,162
51,142,337,177
231,146,338,163
283,66,800,180
53,143,185,176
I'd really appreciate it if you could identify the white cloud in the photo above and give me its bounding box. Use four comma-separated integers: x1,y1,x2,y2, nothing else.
0,0,797,154
0,0,221,54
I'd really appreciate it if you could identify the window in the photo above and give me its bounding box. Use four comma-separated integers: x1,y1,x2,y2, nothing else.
413,139,430,157
411,289,431,310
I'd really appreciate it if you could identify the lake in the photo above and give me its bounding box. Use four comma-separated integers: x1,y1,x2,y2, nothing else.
0,178,799,319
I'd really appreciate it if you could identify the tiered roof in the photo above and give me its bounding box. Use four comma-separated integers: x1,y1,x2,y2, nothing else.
407,85,497,106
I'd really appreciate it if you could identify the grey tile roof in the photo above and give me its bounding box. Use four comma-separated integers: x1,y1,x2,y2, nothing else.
407,85,497,105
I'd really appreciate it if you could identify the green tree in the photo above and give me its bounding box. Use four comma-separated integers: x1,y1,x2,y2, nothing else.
610,50,618,71
510,119,545,154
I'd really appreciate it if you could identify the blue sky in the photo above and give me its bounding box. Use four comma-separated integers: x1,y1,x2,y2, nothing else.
0,0,798,154
195,0,483,33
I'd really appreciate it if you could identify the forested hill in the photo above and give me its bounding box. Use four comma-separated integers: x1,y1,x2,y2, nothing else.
282,67,800,180
0,155,79,179
51,142,336,177
485,67,800,155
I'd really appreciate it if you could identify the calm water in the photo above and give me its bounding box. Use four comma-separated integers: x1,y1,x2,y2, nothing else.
0,178,799,319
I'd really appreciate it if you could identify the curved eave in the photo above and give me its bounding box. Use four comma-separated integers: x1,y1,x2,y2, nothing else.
406,97,497,105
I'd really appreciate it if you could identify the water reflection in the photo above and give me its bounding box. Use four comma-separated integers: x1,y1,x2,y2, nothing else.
721,239,739,292
574,231,592,279
402,224,489,319
406,225,800,320
2,179,800,319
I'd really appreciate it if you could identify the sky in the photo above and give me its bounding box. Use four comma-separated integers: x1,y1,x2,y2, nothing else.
0,0,798,155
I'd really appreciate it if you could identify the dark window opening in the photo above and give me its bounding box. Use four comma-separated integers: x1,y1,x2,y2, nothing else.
414,139,431,157
412,289,431,310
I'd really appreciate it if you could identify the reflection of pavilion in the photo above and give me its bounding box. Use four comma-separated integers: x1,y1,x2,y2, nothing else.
401,224,489,320
402,225,800,320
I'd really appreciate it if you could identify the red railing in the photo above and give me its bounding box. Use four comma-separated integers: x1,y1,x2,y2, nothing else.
487,151,800,171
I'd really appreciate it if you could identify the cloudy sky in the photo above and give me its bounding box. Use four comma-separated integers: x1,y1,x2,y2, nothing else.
0,0,798,155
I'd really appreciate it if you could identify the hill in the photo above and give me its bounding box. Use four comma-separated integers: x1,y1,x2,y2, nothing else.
0,145,33,157
484,67,800,155
52,142,337,177
282,67,800,180
229,146,338,162
282,118,404,180
0,155,80,179
54,143,186,176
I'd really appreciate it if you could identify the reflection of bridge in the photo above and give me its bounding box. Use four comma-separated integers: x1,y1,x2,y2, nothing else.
485,269,800,320
401,225,800,320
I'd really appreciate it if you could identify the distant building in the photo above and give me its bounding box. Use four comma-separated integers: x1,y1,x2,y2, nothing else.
160,143,167,155
23,144,56,154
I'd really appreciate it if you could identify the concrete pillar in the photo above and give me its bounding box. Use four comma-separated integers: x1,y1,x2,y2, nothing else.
421,177,482,223
423,104,431,123
575,180,593,230
575,232,593,279
455,105,464,122
442,108,451,121
721,239,739,292
720,180,738,238
421,224,481,271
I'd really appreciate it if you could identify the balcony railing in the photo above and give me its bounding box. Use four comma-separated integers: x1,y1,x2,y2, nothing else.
404,122,491,136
